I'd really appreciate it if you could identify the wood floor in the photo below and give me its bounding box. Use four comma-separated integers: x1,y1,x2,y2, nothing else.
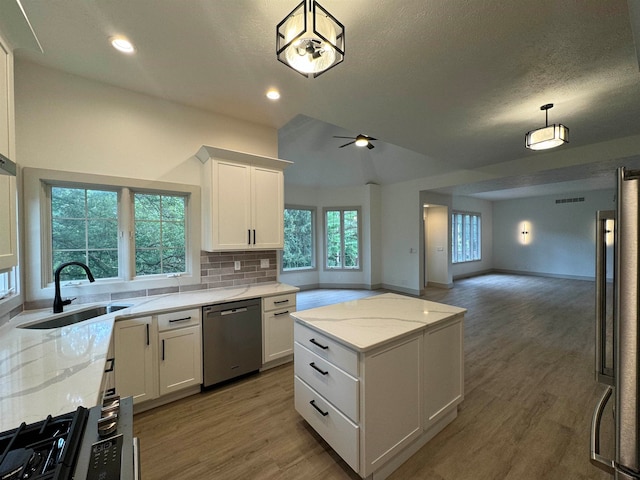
133,274,612,480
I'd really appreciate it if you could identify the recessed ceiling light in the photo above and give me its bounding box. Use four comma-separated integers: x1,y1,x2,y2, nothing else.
266,89,281,100
110,36,135,54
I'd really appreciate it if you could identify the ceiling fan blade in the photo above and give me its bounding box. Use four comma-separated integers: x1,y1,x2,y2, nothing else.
333,136,356,139
366,143,375,149
366,136,377,141
339,141,356,148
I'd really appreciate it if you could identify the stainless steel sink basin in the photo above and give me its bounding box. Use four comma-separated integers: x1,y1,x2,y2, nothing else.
20,304,132,329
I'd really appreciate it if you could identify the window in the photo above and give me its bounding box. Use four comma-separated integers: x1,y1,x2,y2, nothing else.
283,206,315,271
324,207,361,270
0,268,16,300
41,176,191,283
51,186,119,280
452,211,481,263
134,193,186,275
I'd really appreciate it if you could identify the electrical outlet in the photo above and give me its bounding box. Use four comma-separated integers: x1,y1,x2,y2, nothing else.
234,261,241,271
260,259,270,269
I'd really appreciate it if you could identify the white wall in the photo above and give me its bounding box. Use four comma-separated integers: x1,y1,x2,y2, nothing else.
281,183,380,289
15,61,277,182
492,189,615,279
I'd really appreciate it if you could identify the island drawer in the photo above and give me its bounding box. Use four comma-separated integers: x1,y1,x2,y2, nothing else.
263,293,296,312
294,342,359,422
294,322,358,377
157,308,201,331
294,376,359,473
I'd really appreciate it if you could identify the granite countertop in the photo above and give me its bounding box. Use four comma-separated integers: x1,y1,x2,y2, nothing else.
0,282,299,432
291,292,466,352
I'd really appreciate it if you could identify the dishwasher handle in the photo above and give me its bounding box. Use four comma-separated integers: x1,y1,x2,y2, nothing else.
221,307,248,316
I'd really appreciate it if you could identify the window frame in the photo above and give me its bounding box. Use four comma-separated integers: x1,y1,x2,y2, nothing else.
451,211,482,264
23,168,201,301
282,204,317,272
323,206,362,271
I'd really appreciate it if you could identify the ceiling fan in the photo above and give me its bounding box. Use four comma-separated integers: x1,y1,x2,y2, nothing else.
333,134,377,149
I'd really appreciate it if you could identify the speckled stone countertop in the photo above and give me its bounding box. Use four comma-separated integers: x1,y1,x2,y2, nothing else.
0,282,298,431
291,293,466,352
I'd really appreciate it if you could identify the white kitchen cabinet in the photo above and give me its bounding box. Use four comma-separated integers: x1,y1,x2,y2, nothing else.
294,309,464,480
114,309,202,404
262,292,296,365
114,316,158,404
157,308,202,396
196,145,292,251
0,33,17,272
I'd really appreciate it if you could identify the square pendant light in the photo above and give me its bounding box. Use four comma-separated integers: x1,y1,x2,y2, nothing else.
276,0,345,78
525,104,569,150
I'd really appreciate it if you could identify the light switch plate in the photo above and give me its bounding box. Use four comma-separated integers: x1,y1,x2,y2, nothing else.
260,259,270,269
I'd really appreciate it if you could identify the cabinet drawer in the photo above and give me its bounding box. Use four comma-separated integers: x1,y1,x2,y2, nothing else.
294,343,359,422
294,376,359,473
157,309,201,331
294,322,358,377
263,293,296,312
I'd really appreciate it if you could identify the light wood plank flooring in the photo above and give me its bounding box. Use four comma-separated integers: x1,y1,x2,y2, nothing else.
133,274,612,479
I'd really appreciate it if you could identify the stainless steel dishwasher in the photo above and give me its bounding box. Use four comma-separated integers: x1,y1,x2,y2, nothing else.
202,298,262,387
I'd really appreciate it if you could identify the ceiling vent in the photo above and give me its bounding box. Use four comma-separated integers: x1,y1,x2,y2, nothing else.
555,196,585,204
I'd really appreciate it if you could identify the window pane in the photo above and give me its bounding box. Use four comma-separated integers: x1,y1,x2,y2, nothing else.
134,193,186,276
326,210,342,268
52,187,85,218
283,208,314,270
88,250,119,278
52,219,86,250
88,219,118,249
343,210,359,268
87,190,117,218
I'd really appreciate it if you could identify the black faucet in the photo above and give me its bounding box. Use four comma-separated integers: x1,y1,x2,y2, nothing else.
53,261,96,313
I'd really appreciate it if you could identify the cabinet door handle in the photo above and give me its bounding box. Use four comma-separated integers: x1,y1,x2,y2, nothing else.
104,358,115,373
309,362,328,375
169,316,192,323
146,324,150,346
248,229,251,245
274,310,289,316
309,338,329,350
253,229,256,244
162,339,165,361
310,400,329,417
274,299,289,305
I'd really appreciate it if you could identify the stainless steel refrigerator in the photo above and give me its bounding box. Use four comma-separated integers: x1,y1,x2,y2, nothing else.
592,166,640,479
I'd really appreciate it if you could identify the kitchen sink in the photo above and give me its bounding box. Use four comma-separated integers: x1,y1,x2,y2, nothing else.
20,304,132,329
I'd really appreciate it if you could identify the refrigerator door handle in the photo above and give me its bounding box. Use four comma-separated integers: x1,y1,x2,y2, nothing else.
590,385,615,474
595,210,615,385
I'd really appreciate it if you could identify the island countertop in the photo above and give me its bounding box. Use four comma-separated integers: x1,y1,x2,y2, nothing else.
291,292,466,352
0,282,298,432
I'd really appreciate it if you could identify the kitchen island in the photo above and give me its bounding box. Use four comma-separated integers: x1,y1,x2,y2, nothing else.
292,293,466,480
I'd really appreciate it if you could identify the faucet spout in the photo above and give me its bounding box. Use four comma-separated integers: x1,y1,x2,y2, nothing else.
53,262,96,313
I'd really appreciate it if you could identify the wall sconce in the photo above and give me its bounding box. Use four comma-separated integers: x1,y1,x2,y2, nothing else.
521,223,530,244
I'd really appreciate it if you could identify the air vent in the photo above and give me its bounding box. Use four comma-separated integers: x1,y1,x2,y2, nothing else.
555,197,585,204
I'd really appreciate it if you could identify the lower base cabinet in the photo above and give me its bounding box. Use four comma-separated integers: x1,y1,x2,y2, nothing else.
114,316,157,404
159,324,202,396
114,309,202,405
294,315,464,479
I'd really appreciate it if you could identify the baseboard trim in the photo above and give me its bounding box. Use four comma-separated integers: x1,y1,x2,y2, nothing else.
381,284,421,296
491,269,594,282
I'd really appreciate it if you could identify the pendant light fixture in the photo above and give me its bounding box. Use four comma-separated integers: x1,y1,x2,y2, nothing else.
276,0,345,78
525,104,569,150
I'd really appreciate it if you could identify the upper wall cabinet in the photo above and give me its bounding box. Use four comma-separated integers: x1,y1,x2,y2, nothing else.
196,146,292,251
0,32,17,271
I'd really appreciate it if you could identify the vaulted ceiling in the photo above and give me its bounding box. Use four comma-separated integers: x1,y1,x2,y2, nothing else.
3,0,640,199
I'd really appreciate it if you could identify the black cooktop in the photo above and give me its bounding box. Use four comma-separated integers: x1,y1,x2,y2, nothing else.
0,407,88,480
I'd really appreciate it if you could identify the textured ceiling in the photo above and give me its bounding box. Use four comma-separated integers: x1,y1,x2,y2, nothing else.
3,0,640,199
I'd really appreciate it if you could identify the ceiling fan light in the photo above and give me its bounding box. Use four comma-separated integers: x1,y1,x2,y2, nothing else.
355,136,369,147
277,0,345,78
525,124,569,150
